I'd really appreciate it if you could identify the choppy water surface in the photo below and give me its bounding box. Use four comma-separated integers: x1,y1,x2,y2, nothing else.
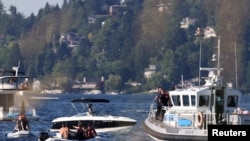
1,93,250,141
0,93,156,141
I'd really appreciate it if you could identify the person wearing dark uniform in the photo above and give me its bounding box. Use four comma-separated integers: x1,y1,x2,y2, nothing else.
154,86,163,120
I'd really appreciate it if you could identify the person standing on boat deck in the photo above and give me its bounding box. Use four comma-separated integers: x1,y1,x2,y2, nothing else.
59,123,69,139
159,90,171,120
64,123,69,139
154,86,163,120
59,124,65,138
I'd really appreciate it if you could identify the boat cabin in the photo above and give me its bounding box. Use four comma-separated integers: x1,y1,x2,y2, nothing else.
0,66,33,121
163,69,249,128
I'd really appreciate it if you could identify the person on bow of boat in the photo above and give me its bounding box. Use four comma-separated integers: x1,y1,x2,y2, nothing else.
154,86,163,120
159,89,171,120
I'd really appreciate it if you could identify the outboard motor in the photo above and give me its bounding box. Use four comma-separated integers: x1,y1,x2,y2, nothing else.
38,132,50,141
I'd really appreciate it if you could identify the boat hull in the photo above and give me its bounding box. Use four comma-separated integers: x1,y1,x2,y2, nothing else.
50,118,136,132
143,117,207,141
38,131,101,141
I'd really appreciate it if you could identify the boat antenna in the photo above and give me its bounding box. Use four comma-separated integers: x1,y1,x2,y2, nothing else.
216,36,222,85
14,60,20,77
235,41,238,89
198,40,202,87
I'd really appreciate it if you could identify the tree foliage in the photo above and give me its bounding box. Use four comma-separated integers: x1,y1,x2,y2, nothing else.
1,0,250,92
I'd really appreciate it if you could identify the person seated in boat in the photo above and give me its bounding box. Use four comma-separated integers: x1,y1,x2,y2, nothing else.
86,123,96,139
8,77,16,83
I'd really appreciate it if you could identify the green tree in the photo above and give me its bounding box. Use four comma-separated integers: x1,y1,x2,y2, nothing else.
104,74,122,92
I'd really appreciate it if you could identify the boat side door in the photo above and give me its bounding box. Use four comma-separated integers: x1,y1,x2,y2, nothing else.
214,88,225,124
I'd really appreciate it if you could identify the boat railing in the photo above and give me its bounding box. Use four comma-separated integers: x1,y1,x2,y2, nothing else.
148,102,154,117
200,113,216,129
227,113,243,125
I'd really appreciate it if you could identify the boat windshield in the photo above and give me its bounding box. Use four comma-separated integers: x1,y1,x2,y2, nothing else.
67,99,113,116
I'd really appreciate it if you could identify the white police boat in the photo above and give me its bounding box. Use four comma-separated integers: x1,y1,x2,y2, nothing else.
143,38,250,140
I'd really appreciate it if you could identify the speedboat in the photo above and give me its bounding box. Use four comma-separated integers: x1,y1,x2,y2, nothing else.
50,98,137,133
143,37,250,140
0,63,39,121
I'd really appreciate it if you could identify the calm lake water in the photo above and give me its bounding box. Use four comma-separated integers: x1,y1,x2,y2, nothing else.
0,93,157,141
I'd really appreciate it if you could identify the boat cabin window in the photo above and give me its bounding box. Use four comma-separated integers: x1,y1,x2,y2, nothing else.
182,95,189,106
191,95,196,106
172,95,181,106
199,95,209,107
227,96,238,107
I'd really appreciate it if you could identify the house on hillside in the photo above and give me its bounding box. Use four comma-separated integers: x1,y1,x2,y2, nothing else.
144,65,159,78
180,17,196,29
109,5,126,16
59,32,86,48
88,15,108,24
72,77,105,94
194,26,216,39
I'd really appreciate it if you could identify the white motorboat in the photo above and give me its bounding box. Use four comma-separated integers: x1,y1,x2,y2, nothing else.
0,63,39,121
143,37,250,140
49,98,137,133
7,130,33,139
